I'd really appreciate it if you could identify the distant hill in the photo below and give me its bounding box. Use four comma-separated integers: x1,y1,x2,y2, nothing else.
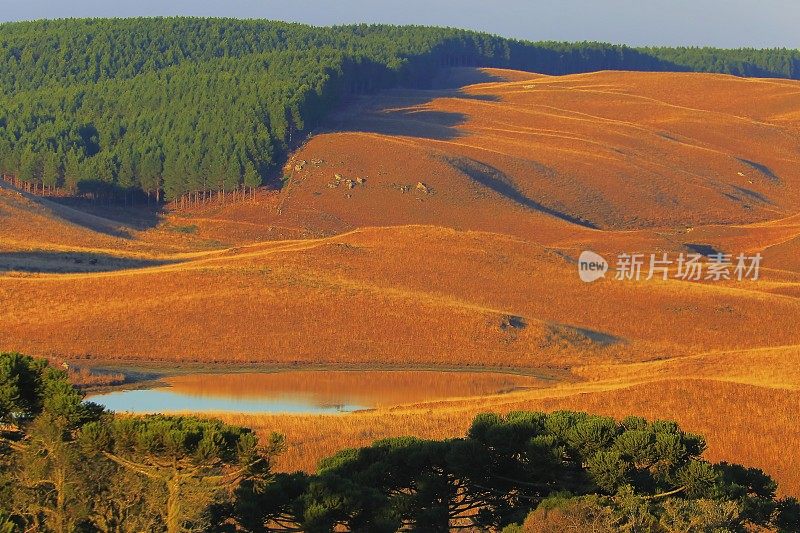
278,68,800,232
3,68,799,365
1,18,799,205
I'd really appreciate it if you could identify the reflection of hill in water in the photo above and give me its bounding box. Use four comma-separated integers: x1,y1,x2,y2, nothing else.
164,371,547,408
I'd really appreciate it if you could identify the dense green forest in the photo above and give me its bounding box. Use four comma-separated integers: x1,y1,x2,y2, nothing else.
0,18,798,203
1,353,798,532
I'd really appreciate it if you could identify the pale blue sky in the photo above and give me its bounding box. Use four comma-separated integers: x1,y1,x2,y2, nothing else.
0,1,797,48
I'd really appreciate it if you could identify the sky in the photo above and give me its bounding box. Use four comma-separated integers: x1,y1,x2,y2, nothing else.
0,0,797,49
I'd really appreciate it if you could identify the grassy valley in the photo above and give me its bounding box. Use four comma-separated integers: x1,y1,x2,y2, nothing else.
1,17,799,532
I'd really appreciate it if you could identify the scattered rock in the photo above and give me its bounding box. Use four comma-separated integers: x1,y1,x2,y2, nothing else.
416,181,432,195
499,315,527,343
327,174,344,188
500,315,527,331
329,174,366,191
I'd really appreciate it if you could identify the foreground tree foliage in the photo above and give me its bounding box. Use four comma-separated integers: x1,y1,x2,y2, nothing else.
80,416,283,533
238,412,800,532
0,18,798,205
1,352,798,532
0,353,280,532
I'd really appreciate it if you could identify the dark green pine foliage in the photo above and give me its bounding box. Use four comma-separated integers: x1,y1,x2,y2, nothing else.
229,410,800,532
0,18,798,201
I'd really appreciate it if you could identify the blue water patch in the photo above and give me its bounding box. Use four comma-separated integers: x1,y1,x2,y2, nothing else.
88,388,366,414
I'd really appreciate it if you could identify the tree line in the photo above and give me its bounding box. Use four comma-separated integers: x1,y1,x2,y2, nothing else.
1,352,798,532
0,18,798,204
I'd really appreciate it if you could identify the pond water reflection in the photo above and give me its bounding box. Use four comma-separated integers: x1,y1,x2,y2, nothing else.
87,370,545,414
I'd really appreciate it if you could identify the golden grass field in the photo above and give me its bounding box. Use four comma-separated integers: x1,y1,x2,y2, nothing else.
2,68,800,495
218,376,800,497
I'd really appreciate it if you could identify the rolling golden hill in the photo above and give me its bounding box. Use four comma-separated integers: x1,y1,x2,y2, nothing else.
2,67,800,495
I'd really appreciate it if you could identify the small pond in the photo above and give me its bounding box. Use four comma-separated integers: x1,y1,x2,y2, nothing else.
86,370,545,414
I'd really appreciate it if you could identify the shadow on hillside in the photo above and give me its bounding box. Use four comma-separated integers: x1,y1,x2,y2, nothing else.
443,155,599,229
728,185,774,206
0,179,165,239
685,243,722,257
51,192,165,235
0,251,175,274
340,104,469,141
429,67,508,89
736,158,782,184
543,322,624,349
331,69,503,141
331,90,475,141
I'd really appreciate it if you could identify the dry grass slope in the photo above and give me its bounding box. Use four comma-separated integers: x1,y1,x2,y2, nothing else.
2,68,799,496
